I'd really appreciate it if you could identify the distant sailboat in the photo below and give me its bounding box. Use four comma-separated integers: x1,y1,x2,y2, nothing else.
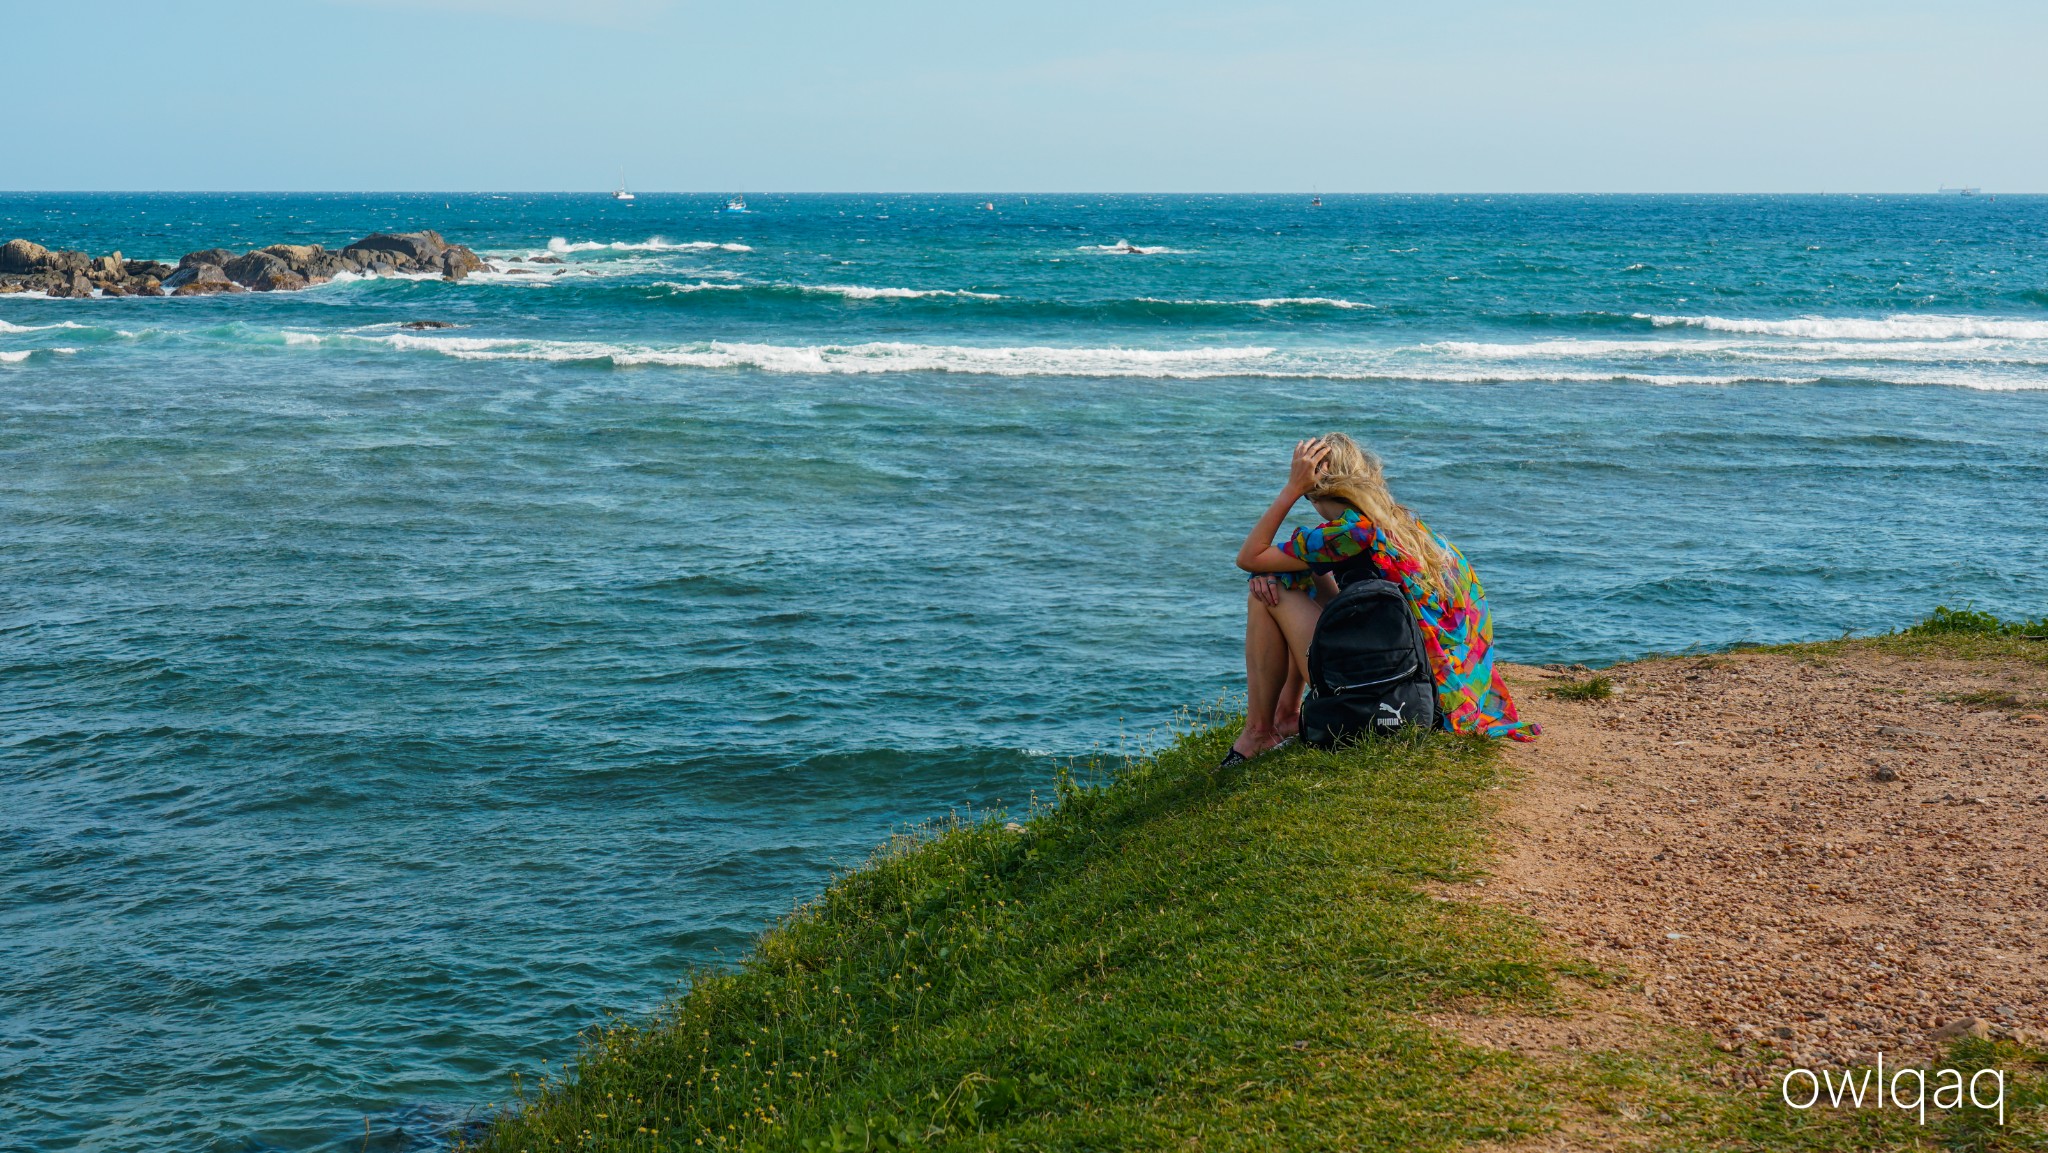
723,195,750,213
612,170,635,201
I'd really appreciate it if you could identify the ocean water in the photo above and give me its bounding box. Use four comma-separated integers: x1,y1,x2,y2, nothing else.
4,193,2046,1150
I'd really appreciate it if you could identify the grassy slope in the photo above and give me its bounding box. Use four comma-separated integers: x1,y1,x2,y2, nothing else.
474,611,2048,1153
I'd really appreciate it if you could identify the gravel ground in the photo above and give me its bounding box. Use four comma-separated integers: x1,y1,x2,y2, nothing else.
1476,651,2048,1073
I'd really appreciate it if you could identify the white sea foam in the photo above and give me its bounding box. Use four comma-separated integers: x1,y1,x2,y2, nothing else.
547,237,753,254
651,281,746,293
244,326,2048,390
0,318,92,332
361,334,1277,376
1137,296,1373,310
1248,297,1373,309
1642,313,2048,340
315,333,1850,386
798,284,1002,300
0,350,31,362
1078,241,1188,255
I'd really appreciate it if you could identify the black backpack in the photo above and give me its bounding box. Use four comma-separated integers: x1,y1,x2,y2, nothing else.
1301,578,1438,746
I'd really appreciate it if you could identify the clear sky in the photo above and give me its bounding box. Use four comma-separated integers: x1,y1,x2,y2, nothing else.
7,0,2042,192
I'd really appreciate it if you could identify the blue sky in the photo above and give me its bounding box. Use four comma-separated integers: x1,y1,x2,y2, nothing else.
7,0,2042,192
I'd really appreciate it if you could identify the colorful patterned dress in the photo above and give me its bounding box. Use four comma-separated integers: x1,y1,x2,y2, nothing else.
1274,509,1539,742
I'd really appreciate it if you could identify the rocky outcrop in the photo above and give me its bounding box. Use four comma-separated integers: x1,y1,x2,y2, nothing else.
0,229,488,297
2,239,50,273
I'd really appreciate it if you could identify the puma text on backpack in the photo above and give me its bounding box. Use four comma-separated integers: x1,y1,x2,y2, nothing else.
1301,578,1438,746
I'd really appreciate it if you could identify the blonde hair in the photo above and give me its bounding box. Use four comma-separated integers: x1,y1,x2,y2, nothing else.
1303,433,1454,596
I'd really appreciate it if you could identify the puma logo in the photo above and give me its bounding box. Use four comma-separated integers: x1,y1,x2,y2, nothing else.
1376,701,1405,728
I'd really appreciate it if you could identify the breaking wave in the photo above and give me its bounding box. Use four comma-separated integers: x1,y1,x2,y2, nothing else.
1641,313,2048,340
547,237,753,254
1136,296,1374,310
225,329,2041,390
271,332,1832,385
797,284,1001,301
0,318,95,333
1077,241,1189,255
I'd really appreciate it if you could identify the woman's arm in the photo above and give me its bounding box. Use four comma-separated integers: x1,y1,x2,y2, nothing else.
1235,439,1328,574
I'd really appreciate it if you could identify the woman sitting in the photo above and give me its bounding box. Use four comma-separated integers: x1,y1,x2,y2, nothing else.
1226,434,1538,764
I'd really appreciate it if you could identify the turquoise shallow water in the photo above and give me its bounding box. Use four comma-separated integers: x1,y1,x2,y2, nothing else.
4,193,2046,1150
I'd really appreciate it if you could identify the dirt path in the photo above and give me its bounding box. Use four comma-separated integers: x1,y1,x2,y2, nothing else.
1471,650,2048,1071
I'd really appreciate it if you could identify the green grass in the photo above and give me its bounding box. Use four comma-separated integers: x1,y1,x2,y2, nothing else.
470,606,2048,1152
472,721,1583,1152
1545,675,1614,702
1755,606,2048,667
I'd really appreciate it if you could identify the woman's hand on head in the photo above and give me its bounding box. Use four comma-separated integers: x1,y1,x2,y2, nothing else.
1287,438,1329,495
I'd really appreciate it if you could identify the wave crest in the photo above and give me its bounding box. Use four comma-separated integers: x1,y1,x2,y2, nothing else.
547,237,753,254
1642,313,2048,340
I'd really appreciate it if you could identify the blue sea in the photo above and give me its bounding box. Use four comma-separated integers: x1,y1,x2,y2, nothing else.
4,193,2045,1150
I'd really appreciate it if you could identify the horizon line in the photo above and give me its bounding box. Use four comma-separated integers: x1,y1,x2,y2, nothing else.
0,189,2031,198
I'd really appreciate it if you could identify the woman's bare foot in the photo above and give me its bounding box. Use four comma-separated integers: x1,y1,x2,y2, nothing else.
1273,711,1301,741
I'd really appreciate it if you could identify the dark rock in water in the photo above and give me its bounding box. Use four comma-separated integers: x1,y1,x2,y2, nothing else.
1,238,50,273
438,247,484,281
252,267,309,291
400,320,456,330
180,248,237,270
124,259,175,280
263,243,324,265
530,254,565,264
127,276,164,297
345,230,448,263
46,250,92,275
223,250,309,291
45,270,96,298
161,264,207,290
223,250,290,287
91,253,125,280
302,252,348,281
166,264,244,295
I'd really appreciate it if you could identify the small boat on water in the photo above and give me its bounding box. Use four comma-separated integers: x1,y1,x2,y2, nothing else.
1939,186,1982,197
722,195,750,213
612,170,635,201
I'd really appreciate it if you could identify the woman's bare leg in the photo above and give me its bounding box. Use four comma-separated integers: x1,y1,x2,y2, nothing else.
1274,665,1304,739
1234,588,1322,758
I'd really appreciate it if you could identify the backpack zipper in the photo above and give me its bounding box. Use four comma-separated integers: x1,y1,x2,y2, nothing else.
1322,660,1420,694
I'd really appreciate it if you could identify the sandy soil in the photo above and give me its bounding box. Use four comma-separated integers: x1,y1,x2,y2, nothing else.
1460,650,2048,1073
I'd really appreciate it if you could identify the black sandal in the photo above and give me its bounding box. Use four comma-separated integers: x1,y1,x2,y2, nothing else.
1218,747,1249,769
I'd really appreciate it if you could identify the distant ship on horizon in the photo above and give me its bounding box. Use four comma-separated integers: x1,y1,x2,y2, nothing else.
1939,185,1982,197
612,170,635,201
723,195,750,213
